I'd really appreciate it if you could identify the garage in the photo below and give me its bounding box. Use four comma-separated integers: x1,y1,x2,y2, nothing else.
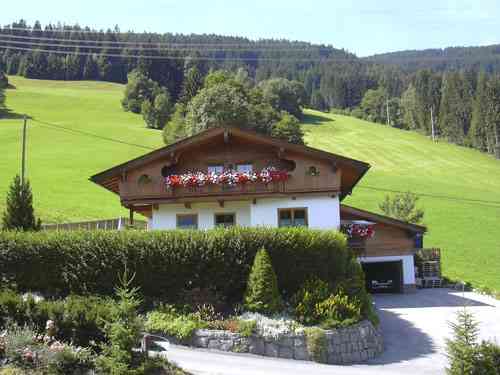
362,261,403,293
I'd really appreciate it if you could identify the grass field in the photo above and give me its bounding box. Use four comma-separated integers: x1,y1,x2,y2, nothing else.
1,76,500,291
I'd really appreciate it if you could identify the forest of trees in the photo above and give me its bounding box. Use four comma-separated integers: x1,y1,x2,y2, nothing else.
0,69,7,117
1,20,500,157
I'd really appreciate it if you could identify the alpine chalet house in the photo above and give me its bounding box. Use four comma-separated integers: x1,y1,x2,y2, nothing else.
91,127,426,293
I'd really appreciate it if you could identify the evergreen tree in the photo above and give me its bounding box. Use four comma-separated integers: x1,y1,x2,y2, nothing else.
446,308,479,375
162,103,188,145
141,91,173,130
401,84,419,130
271,112,304,144
2,175,41,231
82,55,99,80
379,192,424,224
470,71,489,151
439,72,472,144
244,248,282,315
0,70,6,118
485,75,500,158
97,269,143,374
179,66,203,105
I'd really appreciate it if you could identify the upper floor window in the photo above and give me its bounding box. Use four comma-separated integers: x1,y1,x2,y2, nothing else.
208,165,224,174
278,208,308,227
236,163,253,173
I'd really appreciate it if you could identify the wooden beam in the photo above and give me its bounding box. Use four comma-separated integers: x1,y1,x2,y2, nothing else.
218,200,224,208
129,207,134,226
184,202,191,209
153,204,159,210
252,198,257,205
224,128,230,144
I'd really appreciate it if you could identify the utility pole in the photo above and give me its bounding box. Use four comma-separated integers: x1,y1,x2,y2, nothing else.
386,98,391,126
430,106,436,142
21,114,27,185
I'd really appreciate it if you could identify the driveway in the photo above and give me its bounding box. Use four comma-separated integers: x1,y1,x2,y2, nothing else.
157,289,500,375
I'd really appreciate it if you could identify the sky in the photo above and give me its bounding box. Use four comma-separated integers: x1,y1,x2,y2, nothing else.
2,0,500,56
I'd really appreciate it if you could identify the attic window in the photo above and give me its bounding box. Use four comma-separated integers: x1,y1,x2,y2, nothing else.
137,174,152,185
307,166,320,176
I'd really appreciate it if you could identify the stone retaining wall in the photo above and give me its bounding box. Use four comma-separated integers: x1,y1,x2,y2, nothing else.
159,320,383,365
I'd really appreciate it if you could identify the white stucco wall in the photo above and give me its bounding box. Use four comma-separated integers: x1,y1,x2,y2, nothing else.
250,196,340,229
150,195,340,230
150,201,251,230
358,255,416,285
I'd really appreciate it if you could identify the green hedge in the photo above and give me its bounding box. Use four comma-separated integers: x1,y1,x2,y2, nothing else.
0,227,356,303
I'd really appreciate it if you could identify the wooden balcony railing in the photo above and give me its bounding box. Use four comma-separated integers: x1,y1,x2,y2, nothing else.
121,176,287,200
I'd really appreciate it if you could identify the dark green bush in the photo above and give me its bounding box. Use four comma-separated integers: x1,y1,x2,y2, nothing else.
291,278,331,325
244,248,282,315
315,290,362,329
0,289,111,347
0,227,353,304
475,341,500,375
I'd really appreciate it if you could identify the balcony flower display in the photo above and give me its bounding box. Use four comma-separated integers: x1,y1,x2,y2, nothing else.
340,222,375,239
165,167,289,189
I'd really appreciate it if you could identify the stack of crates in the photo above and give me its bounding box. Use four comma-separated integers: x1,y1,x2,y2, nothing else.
422,258,442,288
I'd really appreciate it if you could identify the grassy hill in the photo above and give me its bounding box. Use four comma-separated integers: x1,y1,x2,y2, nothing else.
1,76,500,291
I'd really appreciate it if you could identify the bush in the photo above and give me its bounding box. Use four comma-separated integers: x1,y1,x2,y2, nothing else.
446,308,479,375
291,278,331,325
475,341,500,375
0,290,112,347
315,290,362,329
235,320,256,338
145,310,206,342
244,248,282,315
0,227,352,304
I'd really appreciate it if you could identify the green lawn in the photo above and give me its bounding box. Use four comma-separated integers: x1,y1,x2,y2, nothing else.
303,110,500,291
1,76,500,291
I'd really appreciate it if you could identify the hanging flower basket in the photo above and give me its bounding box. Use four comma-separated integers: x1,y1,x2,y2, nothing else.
165,167,289,189
340,223,375,239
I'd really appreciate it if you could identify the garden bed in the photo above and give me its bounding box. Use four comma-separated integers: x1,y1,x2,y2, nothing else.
152,319,382,364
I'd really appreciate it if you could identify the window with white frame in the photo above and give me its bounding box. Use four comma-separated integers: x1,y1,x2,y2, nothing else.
176,214,198,229
236,163,253,173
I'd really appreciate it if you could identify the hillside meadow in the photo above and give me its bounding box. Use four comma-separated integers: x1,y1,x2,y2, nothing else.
1,76,500,290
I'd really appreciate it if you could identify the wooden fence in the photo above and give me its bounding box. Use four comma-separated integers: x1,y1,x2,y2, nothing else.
41,217,147,231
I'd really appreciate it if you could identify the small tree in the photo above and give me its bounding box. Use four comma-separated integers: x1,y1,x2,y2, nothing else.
446,308,479,375
141,91,173,130
97,269,143,375
271,112,304,145
379,191,424,224
2,175,41,231
244,248,282,315
163,103,188,145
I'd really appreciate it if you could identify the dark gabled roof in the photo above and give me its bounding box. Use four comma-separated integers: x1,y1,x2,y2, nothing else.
340,204,427,233
90,127,371,199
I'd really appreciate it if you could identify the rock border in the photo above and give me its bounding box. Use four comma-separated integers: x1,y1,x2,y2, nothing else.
153,320,383,365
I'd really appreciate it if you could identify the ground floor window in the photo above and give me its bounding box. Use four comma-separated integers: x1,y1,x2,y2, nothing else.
215,213,236,227
176,214,198,229
278,208,308,227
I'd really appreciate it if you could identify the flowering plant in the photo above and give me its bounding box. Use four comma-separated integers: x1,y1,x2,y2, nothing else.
340,223,375,239
165,167,289,189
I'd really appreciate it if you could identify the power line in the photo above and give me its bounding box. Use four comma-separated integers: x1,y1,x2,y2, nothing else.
0,37,332,53
31,119,156,150
0,44,357,62
0,33,332,51
23,118,500,208
357,185,500,207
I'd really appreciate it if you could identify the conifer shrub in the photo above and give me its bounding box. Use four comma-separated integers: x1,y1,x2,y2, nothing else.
243,248,282,315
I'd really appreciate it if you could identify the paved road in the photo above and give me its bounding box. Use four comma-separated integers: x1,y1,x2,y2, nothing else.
155,289,500,375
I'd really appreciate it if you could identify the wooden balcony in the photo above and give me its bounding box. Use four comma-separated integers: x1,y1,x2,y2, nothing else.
121,176,288,202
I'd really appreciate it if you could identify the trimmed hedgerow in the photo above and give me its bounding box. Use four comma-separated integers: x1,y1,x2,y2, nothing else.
0,227,354,303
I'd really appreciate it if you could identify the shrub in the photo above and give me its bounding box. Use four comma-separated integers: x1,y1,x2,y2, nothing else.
238,312,300,340
291,278,331,325
235,320,257,338
305,327,328,363
315,290,362,329
446,308,479,375
244,248,282,315
475,341,500,375
0,227,352,303
145,311,206,342
97,270,144,375
0,289,112,347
